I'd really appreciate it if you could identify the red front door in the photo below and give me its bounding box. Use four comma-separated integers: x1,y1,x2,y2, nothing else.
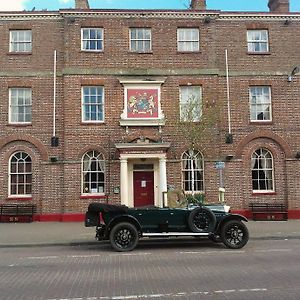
133,171,154,207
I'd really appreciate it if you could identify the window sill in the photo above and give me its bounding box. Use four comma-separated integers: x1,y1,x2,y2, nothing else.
128,51,153,54
247,51,271,55
6,196,32,201
80,50,104,53
7,123,32,127
252,192,276,196
177,51,201,54
80,194,107,199
81,121,105,125
7,52,32,55
250,121,273,125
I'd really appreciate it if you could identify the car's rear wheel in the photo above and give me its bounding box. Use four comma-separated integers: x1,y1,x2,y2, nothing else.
220,220,249,249
109,222,139,252
188,207,216,233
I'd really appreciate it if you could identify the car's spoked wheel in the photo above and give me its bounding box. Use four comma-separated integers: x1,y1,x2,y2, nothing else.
110,222,139,252
188,207,216,233
221,220,249,249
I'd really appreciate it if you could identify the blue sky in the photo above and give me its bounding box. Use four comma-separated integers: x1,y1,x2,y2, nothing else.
1,0,300,12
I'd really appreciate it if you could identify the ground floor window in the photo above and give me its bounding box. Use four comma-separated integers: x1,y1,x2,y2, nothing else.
182,149,204,193
82,150,105,194
251,148,274,192
9,151,32,196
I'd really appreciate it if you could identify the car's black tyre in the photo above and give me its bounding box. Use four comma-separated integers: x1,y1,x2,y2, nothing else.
220,220,249,249
188,207,216,233
109,222,139,252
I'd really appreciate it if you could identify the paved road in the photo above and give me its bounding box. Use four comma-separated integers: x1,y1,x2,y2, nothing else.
1,238,300,300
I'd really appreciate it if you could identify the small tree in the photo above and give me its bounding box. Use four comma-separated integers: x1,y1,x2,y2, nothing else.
177,93,220,152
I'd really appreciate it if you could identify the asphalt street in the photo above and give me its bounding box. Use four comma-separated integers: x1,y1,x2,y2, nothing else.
0,238,300,300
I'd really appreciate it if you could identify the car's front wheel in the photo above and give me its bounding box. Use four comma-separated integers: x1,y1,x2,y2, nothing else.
109,222,139,252
220,220,249,249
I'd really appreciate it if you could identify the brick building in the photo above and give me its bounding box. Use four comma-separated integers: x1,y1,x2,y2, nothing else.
0,0,299,221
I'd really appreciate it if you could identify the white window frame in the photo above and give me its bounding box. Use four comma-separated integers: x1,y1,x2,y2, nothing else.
177,28,200,52
81,28,104,52
251,148,274,193
179,86,202,122
9,151,32,197
81,150,105,195
81,86,105,123
247,30,269,53
182,150,204,194
249,86,272,122
9,88,32,124
129,28,152,52
9,30,32,53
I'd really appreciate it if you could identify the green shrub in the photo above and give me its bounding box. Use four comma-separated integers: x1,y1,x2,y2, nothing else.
186,193,205,205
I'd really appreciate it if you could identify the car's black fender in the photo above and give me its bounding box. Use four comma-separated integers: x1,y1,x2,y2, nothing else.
106,214,142,237
215,214,248,234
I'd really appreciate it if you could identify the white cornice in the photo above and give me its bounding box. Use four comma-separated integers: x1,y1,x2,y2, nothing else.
0,10,300,21
60,10,219,19
219,13,300,21
60,10,300,20
0,12,61,21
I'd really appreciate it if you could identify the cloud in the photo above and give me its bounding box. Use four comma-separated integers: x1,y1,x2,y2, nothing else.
58,0,72,3
0,0,29,11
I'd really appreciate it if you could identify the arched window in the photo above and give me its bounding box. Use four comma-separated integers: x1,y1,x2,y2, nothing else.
9,151,32,196
182,149,204,193
251,148,274,192
82,150,105,194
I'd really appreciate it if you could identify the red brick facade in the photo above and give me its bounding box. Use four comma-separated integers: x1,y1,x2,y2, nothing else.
0,0,300,220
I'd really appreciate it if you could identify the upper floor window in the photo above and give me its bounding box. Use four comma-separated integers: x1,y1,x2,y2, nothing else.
180,86,202,122
182,149,204,193
9,88,32,124
251,148,274,192
177,28,199,52
9,30,32,53
82,86,104,122
247,30,269,53
9,152,32,196
82,150,105,195
81,28,103,51
249,86,272,122
129,28,151,52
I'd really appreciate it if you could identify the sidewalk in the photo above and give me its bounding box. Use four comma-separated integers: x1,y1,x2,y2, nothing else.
0,220,300,248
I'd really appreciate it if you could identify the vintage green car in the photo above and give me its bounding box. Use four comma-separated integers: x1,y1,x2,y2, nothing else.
85,202,249,252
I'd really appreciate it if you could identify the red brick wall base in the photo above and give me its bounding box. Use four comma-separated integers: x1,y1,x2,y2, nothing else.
231,210,300,220
34,213,85,222
33,210,300,222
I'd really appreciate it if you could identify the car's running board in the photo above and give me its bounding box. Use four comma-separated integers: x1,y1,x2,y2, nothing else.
142,232,210,237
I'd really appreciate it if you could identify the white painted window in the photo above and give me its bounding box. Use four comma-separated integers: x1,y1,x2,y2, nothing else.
9,152,32,196
9,88,32,124
82,86,104,122
182,150,204,193
177,28,199,52
130,28,151,52
247,30,269,53
81,28,104,51
251,148,274,192
180,86,202,122
10,30,32,52
82,151,105,195
249,86,272,121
